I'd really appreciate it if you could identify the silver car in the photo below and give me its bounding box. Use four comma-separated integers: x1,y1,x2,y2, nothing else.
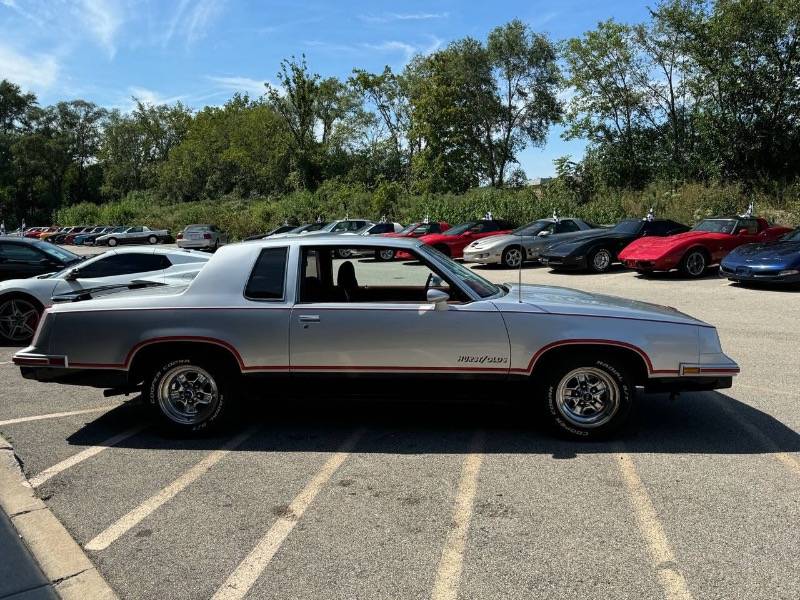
15,236,738,438
95,226,170,247
463,218,598,268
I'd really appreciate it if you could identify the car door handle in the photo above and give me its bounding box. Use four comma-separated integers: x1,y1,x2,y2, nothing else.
298,315,320,323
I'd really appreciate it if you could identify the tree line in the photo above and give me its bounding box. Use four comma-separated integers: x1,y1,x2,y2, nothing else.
2,0,800,227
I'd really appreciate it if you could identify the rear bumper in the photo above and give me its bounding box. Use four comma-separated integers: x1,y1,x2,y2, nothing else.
177,239,215,249
13,352,129,388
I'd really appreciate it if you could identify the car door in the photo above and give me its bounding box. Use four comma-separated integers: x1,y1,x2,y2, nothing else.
289,244,510,376
52,251,171,296
0,242,56,280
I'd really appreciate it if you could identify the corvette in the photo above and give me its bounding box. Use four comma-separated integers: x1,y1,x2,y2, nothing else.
15,236,738,439
539,218,689,273
619,216,793,277
374,220,450,261
418,218,515,259
719,227,800,284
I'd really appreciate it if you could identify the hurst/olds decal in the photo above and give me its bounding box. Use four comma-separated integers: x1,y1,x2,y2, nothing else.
457,355,508,365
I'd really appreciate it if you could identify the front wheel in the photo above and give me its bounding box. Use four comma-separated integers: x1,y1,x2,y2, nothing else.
374,248,395,261
146,358,235,433
148,235,158,245
680,249,707,278
0,296,42,343
540,354,634,439
588,247,613,273
501,246,524,269
107,237,118,247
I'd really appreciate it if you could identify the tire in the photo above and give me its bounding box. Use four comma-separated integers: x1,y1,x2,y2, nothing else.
212,240,219,252
540,353,634,439
680,249,707,278
434,244,451,257
336,248,353,259
374,248,395,261
0,295,43,344
107,237,118,247
501,246,524,269
148,235,158,245
588,247,613,273
145,358,235,434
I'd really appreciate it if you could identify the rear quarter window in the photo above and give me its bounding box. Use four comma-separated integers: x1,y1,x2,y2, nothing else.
245,247,288,300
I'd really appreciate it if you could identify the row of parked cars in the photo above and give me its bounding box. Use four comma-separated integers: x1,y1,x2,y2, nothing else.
252,213,800,284
23,225,171,247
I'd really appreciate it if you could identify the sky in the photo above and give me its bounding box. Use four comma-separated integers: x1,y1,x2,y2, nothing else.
0,0,653,177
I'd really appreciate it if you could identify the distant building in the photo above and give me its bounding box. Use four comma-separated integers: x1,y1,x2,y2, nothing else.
527,177,553,187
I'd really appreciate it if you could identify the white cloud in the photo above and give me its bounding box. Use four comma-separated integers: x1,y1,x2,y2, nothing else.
0,43,59,90
207,75,268,97
78,0,124,57
163,0,227,46
128,86,184,107
362,36,442,63
359,12,449,24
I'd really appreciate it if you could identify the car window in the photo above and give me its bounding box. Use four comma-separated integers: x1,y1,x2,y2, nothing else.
128,226,143,233
245,247,287,300
76,253,171,278
642,220,673,236
737,219,759,234
473,222,498,233
298,246,461,304
369,223,394,234
556,220,580,233
0,243,43,262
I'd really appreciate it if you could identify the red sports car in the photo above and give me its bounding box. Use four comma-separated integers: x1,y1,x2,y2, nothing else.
619,216,793,277
417,219,515,259
375,221,451,261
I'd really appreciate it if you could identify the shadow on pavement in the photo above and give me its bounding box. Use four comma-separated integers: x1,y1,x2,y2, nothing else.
66,390,800,458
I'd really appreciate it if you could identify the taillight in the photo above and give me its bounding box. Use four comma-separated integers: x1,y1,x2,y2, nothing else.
203,233,212,239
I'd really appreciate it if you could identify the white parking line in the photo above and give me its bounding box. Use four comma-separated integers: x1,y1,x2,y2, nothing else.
211,429,365,600
709,395,800,476
85,426,257,551
30,425,145,488
430,431,485,600
0,405,118,427
616,451,694,600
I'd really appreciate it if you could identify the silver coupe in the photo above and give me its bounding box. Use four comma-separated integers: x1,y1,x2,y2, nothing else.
463,217,599,268
14,236,739,438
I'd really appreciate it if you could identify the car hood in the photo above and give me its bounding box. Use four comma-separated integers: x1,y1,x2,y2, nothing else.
419,233,458,244
495,284,706,326
729,240,800,259
470,230,592,250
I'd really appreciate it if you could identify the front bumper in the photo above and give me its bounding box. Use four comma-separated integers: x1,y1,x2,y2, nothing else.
622,256,679,272
719,264,800,283
538,254,587,270
462,248,501,264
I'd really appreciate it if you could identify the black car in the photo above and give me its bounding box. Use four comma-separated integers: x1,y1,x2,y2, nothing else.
538,218,689,273
244,224,298,241
0,236,83,281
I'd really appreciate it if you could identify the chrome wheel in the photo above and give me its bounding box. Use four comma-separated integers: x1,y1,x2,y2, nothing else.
379,249,395,261
555,367,620,429
148,235,157,244
685,251,706,276
0,298,40,342
503,247,523,268
337,249,353,259
592,249,611,272
107,238,118,247
157,365,219,425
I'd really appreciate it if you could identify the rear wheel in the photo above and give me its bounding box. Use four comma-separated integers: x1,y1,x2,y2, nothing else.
146,358,235,434
588,247,613,273
501,246,524,269
336,248,353,259
107,237,118,247
0,295,42,343
680,249,707,277
148,235,158,245
374,248,395,261
540,354,634,439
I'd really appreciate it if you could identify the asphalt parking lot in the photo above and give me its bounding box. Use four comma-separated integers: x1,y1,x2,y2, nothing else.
1,256,798,600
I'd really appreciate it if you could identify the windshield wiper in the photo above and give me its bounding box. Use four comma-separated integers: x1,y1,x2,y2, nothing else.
51,280,165,303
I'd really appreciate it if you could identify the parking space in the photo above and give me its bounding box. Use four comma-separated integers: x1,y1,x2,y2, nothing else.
0,263,798,599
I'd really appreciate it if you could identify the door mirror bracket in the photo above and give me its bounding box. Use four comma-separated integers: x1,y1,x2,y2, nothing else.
426,288,450,310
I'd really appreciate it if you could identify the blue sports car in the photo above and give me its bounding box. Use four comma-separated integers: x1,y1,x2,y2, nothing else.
720,227,800,284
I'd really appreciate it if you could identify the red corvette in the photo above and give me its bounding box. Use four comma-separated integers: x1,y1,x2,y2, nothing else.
417,219,515,259
375,221,451,261
619,216,793,277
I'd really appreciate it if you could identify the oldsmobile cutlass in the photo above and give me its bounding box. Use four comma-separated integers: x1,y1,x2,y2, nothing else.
14,236,739,438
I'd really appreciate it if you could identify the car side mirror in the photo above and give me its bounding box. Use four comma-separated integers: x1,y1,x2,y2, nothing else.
426,288,450,310
537,231,550,237
64,268,80,281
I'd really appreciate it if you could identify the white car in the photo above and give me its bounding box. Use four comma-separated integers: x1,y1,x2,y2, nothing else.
176,224,228,251
0,247,209,343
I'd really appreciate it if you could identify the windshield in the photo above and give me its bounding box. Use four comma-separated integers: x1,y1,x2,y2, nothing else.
513,220,550,236
32,240,79,263
443,222,477,236
612,220,644,234
399,222,421,235
420,245,502,298
781,228,800,242
692,219,737,234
